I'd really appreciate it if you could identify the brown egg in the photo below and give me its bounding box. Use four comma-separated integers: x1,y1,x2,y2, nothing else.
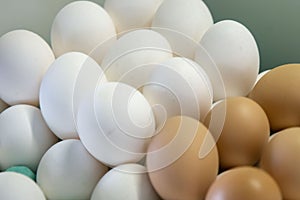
204,97,270,169
249,64,300,131
205,166,282,200
147,116,219,200
260,127,300,199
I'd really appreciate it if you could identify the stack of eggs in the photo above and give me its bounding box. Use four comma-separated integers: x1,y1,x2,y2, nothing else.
0,0,299,199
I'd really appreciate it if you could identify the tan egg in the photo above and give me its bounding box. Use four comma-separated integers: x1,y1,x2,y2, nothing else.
204,97,270,169
147,116,219,200
249,64,300,131
205,166,282,200
260,127,300,199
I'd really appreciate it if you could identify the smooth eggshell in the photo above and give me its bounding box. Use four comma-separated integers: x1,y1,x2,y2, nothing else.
152,0,213,58
51,1,116,64
147,116,218,200
205,167,282,200
195,20,259,101
249,64,300,131
0,172,46,200
77,82,155,167
143,57,213,129
260,127,300,199
204,97,269,169
91,164,161,200
36,139,108,200
104,0,163,33
0,30,55,106
39,52,107,140
101,29,173,89
0,105,58,171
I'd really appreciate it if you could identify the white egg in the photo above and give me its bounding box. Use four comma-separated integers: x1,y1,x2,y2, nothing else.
152,0,213,58
91,164,161,200
101,29,172,89
51,1,117,64
39,52,107,140
77,82,156,167
37,139,108,200
104,0,163,33
0,98,8,113
0,30,55,106
0,172,46,200
0,105,58,171
143,57,213,129
195,20,260,101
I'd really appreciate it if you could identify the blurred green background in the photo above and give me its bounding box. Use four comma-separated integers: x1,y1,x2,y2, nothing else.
0,0,299,71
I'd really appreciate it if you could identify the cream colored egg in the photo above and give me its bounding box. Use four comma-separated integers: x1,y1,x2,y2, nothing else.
77,82,155,167
152,0,213,58
101,29,172,89
0,98,8,113
195,20,259,101
51,1,116,64
39,52,107,140
91,164,161,200
0,105,58,171
142,57,212,129
0,30,55,106
36,139,108,200
104,0,163,34
0,172,46,200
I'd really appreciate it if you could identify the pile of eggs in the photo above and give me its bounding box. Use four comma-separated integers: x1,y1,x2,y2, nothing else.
0,0,300,199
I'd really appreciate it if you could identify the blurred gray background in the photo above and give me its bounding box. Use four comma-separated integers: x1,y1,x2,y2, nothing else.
0,0,299,71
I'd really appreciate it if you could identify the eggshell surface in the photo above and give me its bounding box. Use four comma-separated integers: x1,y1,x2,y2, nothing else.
249,64,300,131
37,139,108,200
101,29,172,89
195,20,259,101
205,167,282,200
204,97,269,169
51,1,116,64
77,82,155,166
147,116,218,200
39,52,107,140
0,30,55,106
0,172,46,200
0,105,58,171
91,164,161,200
260,127,300,199
152,0,213,58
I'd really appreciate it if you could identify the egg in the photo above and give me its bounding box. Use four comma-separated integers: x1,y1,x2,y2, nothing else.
36,139,108,200
0,30,55,106
51,1,116,64
77,82,155,166
143,57,213,129
152,0,213,58
104,0,163,34
195,20,259,101
39,52,107,140
101,29,173,89
204,97,269,169
147,116,218,200
0,105,58,171
91,164,161,200
205,166,282,200
0,172,46,200
260,127,300,199
255,69,270,85
249,64,300,131
0,98,8,113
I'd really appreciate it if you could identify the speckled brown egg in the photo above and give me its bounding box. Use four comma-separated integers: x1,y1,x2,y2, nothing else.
205,166,282,200
204,97,270,169
260,127,300,199
147,116,219,200
249,64,300,131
